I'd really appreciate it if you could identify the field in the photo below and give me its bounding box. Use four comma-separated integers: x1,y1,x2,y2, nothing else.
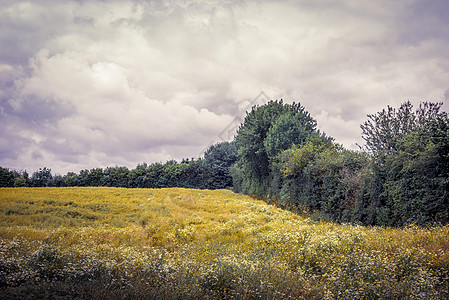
0,187,448,299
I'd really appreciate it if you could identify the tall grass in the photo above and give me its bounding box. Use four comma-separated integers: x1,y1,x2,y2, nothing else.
0,187,448,299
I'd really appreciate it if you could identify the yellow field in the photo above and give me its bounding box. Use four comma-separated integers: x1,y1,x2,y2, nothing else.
0,187,448,299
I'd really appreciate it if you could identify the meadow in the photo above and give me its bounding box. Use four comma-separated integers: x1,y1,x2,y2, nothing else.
0,187,448,299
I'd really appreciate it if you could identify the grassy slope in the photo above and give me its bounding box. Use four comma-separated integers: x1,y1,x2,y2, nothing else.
0,187,448,299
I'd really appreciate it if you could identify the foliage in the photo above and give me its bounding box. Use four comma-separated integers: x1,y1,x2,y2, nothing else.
202,142,238,189
360,101,449,226
2,153,237,190
29,167,53,187
360,101,444,155
376,118,449,226
242,100,448,227
232,100,321,197
280,138,371,223
0,167,14,187
0,187,448,299
101,166,130,187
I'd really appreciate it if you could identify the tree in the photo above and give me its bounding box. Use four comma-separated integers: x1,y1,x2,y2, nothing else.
11,170,28,187
129,163,151,188
279,138,371,222
63,172,79,186
380,117,449,225
101,166,130,187
203,142,237,189
52,174,65,187
361,101,449,225
179,158,211,189
264,112,319,160
360,101,444,155
30,167,53,187
0,167,14,187
87,168,104,186
233,100,319,196
279,137,334,208
14,177,26,187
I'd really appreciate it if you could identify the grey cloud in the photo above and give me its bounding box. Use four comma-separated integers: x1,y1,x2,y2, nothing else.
397,0,449,45
31,150,43,160
1,0,449,173
0,126,31,161
6,95,73,125
0,2,69,64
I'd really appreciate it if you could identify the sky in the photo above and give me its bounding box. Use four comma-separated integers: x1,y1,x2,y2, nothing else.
1,0,449,175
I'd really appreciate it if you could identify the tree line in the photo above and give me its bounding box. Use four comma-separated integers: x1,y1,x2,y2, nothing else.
230,100,448,226
0,142,237,190
1,100,448,226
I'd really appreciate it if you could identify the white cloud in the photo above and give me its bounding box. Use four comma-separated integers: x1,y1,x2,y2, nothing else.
315,110,363,150
5,46,235,172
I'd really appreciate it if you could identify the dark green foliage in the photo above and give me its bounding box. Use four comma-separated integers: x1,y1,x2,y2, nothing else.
0,167,14,187
4,150,237,189
280,138,370,223
378,119,449,225
232,100,320,196
29,167,53,187
264,112,317,160
63,172,79,186
75,168,104,187
13,177,26,187
203,142,237,189
101,166,130,187
232,100,448,226
164,159,211,189
361,101,444,155
128,159,212,189
360,101,449,226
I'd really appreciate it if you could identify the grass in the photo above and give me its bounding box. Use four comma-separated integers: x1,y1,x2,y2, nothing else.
0,187,448,299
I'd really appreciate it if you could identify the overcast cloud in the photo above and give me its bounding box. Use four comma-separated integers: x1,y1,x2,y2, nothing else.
1,0,449,174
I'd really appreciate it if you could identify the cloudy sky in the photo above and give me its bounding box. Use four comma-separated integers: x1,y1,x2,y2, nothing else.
1,0,449,174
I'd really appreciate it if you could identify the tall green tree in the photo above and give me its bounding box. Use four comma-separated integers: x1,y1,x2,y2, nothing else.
361,101,449,226
360,101,443,155
0,167,14,187
101,166,130,187
203,142,237,189
232,100,319,196
280,138,371,223
30,167,53,187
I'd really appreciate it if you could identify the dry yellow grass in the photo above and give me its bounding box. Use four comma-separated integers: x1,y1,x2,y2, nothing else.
0,187,448,299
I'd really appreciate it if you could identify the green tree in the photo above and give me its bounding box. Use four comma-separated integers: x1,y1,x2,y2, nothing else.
361,101,449,226
63,172,79,186
264,112,318,160
203,142,237,189
0,167,14,187
279,137,333,208
361,101,443,155
179,158,211,189
52,174,65,187
129,163,151,188
101,166,130,187
380,120,449,225
233,100,318,196
87,168,104,186
12,170,29,187
279,138,370,222
30,167,53,187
